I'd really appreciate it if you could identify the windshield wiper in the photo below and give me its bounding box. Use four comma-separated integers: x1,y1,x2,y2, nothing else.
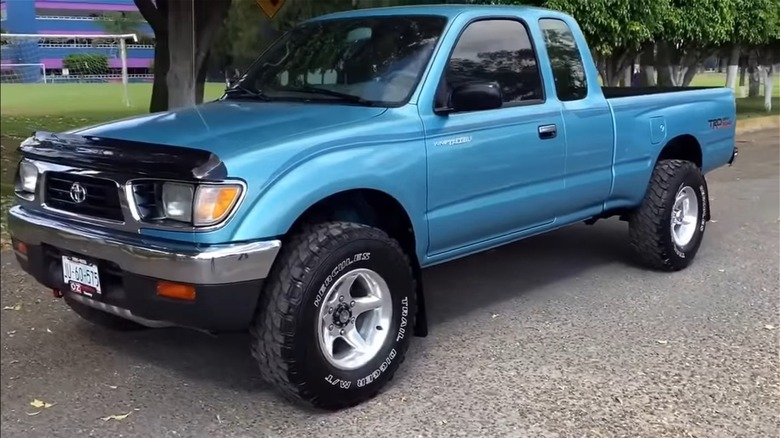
284,86,374,105
224,84,271,101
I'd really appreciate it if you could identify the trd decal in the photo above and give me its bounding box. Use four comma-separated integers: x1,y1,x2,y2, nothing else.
707,117,733,129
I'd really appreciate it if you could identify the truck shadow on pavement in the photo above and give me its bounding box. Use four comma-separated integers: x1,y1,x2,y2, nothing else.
83,218,635,396
421,219,634,327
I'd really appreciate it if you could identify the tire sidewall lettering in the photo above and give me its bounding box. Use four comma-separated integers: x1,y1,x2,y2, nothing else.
313,252,371,308
698,183,707,233
303,243,414,395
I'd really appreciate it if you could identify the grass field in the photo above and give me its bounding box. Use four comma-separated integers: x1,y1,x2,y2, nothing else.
0,73,778,202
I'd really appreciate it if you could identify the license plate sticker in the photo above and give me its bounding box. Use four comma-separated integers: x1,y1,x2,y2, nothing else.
62,256,102,296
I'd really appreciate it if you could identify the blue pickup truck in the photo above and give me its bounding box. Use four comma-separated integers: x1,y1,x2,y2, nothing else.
8,4,737,409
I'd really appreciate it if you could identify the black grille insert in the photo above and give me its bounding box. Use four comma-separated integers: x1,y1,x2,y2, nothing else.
131,181,165,220
44,172,124,221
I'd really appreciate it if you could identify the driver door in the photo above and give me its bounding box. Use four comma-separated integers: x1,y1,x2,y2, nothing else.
421,17,567,256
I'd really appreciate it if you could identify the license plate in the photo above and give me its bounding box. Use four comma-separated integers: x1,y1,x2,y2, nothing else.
62,256,102,297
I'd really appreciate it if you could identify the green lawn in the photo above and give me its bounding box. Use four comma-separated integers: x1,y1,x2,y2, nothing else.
693,72,780,97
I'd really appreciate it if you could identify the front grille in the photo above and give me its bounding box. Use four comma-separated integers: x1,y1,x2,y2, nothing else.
44,172,124,221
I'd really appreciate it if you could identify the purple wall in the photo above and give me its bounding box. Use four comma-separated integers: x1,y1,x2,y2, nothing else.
38,30,125,35
35,1,138,11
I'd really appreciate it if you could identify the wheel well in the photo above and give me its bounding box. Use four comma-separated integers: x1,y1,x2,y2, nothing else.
290,189,429,337
291,189,415,255
657,134,702,168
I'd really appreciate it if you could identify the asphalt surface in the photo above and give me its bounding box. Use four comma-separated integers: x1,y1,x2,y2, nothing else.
1,129,778,438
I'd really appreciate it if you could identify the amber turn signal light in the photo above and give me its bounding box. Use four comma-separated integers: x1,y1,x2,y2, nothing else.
156,281,196,301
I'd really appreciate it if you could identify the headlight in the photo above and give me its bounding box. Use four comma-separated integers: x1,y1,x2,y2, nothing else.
159,182,242,227
161,182,194,222
16,161,38,194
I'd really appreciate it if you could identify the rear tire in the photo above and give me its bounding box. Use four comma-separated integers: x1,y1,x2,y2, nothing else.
64,295,148,331
250,221,417,410
628,159,708,271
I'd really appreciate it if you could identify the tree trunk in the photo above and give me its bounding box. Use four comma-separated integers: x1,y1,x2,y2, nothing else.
655,42,674,86
134,0,169,112
725,45,740,90
597,52,632,87
748,50,761,97
195,52,210,104
166,0,231,109
167,0,197,109
149,36,169,112
682,63,699,87
765,65,774,112
639,43,656,87
621,66,632,87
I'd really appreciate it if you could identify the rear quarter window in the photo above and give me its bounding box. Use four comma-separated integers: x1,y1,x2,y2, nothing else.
539,18,588,101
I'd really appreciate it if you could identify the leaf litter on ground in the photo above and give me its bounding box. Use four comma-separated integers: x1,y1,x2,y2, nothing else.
30,399,54,409
101,411,133,422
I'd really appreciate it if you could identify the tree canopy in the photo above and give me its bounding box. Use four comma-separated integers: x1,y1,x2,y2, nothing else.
137,0,780,112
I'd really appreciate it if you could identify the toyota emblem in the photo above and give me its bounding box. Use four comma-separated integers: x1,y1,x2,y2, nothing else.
69,182,87,204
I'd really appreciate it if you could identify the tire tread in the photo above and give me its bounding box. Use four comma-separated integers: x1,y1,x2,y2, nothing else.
628,159,700,271
249,221,415,409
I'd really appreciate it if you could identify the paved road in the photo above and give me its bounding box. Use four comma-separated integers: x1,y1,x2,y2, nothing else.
1,129,778,438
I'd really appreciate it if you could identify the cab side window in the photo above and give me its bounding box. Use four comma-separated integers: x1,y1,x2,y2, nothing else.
435,19,544,110
539,18,588,101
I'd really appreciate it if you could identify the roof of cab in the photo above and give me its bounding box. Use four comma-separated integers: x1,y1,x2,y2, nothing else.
309,3,556,22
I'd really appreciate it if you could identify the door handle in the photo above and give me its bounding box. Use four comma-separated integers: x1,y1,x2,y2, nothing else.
538,124,557,139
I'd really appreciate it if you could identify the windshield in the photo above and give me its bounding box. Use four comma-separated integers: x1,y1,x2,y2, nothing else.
228,15,448,106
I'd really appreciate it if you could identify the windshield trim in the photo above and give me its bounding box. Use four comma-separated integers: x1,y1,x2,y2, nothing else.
225,14,450,109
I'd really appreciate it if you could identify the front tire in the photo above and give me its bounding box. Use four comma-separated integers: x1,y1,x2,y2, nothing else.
250,221,416,410
629,159,708,271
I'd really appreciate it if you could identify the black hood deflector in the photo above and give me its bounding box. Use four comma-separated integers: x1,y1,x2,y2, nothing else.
18,131,228,180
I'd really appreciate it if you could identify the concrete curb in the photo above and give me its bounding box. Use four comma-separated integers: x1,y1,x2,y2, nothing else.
736,115,779,135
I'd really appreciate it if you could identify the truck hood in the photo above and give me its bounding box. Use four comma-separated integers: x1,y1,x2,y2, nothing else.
72,100,388,161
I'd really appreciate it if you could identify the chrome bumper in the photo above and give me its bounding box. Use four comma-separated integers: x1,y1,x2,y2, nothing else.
7,206,281,285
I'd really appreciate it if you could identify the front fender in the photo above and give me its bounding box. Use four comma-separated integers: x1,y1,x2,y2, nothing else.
231,142,429,261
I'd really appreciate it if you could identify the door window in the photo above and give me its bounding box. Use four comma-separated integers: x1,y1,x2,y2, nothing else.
435,19,544,110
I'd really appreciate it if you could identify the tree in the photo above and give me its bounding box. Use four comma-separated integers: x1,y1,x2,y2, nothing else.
97,11,147,35
654,0,737,87
211,0,281,76
134,0,232,112
473,0,667,86
547,0,668,86
724,0,778,90
211,0,443,79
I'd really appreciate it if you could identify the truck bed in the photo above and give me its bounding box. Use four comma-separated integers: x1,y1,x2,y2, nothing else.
602,84,736,214
602,86,721,99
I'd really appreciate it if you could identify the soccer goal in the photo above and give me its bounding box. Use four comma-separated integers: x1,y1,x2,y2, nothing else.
1,63,47,83
1,33,141,106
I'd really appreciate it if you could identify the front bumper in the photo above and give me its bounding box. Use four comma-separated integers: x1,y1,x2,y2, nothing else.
8,206,282,331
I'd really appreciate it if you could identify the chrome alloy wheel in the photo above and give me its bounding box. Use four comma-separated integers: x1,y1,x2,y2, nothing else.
670,185,699,247
316,268,393,371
